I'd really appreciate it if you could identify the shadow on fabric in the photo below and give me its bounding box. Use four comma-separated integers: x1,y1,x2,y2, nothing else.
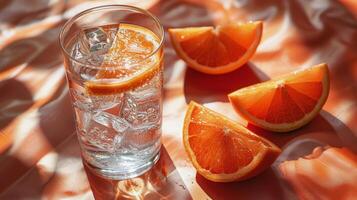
184,63,265,104
83,146,192,200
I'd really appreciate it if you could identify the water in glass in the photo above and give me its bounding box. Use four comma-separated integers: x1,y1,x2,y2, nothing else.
65,23,162,179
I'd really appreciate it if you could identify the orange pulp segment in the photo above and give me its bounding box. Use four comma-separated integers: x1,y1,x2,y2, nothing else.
183,101,281,182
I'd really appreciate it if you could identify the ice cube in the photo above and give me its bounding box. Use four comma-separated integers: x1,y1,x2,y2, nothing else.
112,117,131,133
79,27,110,54
86,111,130,152
90,93,124,111
92,112,111,127
72,42,86,60
70,89,93,111
126,124,161,149
71,41,100,81
86,127,115,152
76,110,92,131
74,26,119,66
75,64,99,81
120,88,161,127
92,112,130,133
131,87,160,102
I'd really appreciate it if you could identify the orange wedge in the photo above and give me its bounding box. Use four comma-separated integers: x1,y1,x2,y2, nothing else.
169,21,262,74
228,63,330,132
183,101,281,182
84,24,162,95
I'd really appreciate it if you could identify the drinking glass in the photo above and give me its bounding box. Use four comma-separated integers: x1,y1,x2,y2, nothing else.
59,5,164,179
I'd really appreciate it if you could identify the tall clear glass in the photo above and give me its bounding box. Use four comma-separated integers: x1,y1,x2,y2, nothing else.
59,5,164,179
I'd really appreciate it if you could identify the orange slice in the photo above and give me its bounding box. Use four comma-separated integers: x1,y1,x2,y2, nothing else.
228,63,330,132
85,62,161,95
169,21,262,74
183,101,281,182
85,24,162,95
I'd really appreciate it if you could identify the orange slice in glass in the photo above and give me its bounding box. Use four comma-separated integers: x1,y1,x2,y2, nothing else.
85,24,162,95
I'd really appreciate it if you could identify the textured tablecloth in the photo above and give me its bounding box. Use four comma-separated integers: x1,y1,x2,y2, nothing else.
0,0,356,199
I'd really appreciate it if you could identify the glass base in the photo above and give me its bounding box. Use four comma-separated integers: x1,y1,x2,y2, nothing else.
83,150,161,180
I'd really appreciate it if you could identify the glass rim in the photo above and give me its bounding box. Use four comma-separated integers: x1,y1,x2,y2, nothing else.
59,4,164,69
